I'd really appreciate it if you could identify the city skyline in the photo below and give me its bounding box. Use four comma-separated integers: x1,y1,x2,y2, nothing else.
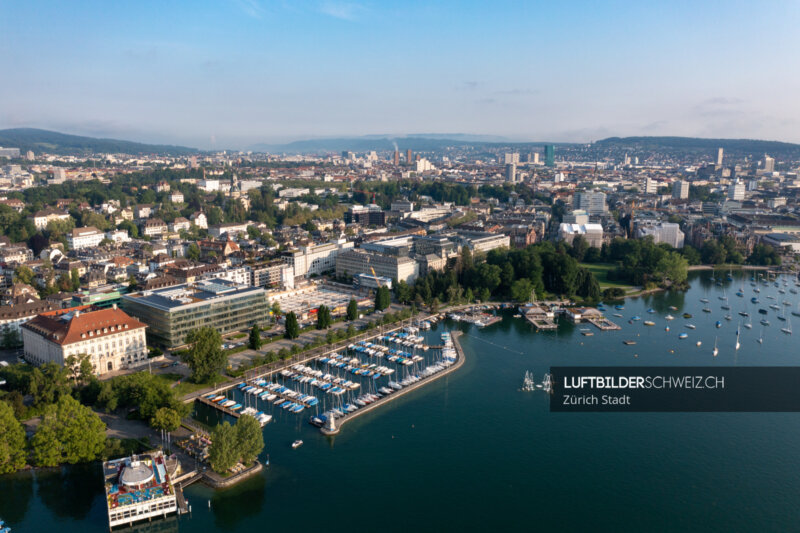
3,1,800,149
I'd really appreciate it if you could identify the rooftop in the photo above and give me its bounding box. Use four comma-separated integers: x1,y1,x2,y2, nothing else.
124,279,264,310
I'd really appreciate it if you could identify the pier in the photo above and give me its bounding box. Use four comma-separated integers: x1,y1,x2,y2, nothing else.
195,395,243,419
588,318,621,330
319,330,467,434
524,314,558,330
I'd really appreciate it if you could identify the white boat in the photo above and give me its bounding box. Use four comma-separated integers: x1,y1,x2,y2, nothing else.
291,440,303,449
713,337,718,357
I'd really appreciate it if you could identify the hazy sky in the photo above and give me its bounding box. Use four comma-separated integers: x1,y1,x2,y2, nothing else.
2,0,800,149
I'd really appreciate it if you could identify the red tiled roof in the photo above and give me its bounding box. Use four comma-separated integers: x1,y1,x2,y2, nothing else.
22,305,146,345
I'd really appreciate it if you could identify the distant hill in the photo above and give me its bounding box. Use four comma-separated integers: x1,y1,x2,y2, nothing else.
594,136,800,158
0,128,199,156
249,135,562,154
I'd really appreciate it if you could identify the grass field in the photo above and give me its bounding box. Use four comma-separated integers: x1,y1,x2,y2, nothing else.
152,372,211,396
580,263,637,291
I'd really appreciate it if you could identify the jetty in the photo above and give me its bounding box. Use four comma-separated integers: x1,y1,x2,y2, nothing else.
319,330,467,434
525,315,558,330
588,317,621,331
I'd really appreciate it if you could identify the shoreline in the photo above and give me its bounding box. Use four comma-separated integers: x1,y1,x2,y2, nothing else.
321,330,467,434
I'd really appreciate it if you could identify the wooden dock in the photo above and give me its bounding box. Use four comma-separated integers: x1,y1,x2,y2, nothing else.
588,318,621,331
524,314,558,330
196,395,242,418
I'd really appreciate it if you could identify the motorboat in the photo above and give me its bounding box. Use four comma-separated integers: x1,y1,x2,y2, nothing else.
291,440,303,449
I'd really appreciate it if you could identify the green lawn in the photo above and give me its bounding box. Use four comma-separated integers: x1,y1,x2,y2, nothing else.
580,263,637,291
152,372,213,396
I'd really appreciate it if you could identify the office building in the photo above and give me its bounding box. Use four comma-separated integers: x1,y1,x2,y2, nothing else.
672,180,690,200
122,279,269,348
505,163,517,183
67,226,105,250
728,180,745,201
22,305,148,375
344,204,386,226
0,147,20,158
544,145,555,167
573,191,608,215
336,249,419,284
763,155,775,173
504,152,520,165
406,149,412,164
645,177,658,194
558,223,604,248
393,150,399,166
635,222,685,249
283,239,354,278
717,147,724,166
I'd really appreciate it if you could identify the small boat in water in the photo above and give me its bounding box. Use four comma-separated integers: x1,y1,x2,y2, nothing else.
665,314,674,320
644,321,655,326
713,337,719,357
715,321,722,328
685,324,696,329
291,440,303,449
702,307,712,313
623,340,636,345
683,313,693,319
679,333,689,339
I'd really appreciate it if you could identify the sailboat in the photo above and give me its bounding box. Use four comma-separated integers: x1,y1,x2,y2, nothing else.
757,326,764,344
782,315,792,335
713,337,718,357
735,327,740,350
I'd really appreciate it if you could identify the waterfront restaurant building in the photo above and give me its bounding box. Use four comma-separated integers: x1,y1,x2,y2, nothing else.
121,279,269,348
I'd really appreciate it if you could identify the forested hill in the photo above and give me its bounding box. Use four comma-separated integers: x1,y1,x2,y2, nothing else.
594,136,800,158
0,128,198,156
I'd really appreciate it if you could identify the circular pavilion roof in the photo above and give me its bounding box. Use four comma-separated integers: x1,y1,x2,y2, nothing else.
120,462,154,487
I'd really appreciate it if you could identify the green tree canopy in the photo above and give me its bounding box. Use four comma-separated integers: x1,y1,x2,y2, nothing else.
30,395,106,467
182,327,226,383
150,407,182,432
0,401,27,473
209,421,237,473
249,324,263,350
374,286,391,311
234,414,264,465
346,298,358,321
284,312,300,339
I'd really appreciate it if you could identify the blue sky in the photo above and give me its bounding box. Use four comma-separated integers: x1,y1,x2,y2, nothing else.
2,0,800,149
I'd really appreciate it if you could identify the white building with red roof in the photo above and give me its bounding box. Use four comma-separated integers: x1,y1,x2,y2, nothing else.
21,304,148,375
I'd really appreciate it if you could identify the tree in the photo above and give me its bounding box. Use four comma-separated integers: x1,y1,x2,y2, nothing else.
316,305,332,329
346,298,358,321
1,325,21,349
511,278,535,303
747,243,781,266
209,421,237,473
13,265,34,285
234,414,264,464
31,395,106,467
394,280,412,304
70,268,81,291
65,353,94,385
0,401,26,473
248,324,262,350
150,407,181,432
284,311,300,339
182,327,226,383
186,243,201,261
271,301,281,317
655,251,688,284
374,286,391,311
29,362,71,406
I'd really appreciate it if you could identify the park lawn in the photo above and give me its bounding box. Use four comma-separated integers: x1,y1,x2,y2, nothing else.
580,263,637,292
151,372,213,396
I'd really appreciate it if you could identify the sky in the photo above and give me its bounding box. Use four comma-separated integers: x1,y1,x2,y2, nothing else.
2,0,800,149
